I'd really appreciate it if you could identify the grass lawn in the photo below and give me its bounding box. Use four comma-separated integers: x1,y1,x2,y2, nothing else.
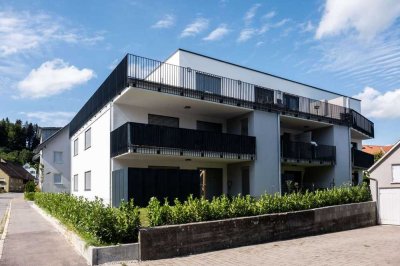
139,208,150,227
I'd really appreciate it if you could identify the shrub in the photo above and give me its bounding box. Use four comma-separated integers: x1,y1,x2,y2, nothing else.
24,180,36,192
147,183,371,226
34,193,140,245
24,192,35,201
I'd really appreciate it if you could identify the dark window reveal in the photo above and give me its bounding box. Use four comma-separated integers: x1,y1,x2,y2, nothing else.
197,121,222,133
196,73,222,94
255,86,274,104
148,114,179,128
283,94,299,111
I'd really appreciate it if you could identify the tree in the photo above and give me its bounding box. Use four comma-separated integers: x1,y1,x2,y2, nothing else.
374,151,384,162
0,119,7,147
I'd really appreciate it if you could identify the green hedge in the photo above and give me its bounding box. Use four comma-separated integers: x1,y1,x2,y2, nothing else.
147,184,372,226
34,193,140,245
24,192,35,201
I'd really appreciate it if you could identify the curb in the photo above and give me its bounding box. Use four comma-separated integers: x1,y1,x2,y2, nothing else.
0,201,12,260
29,202,139,265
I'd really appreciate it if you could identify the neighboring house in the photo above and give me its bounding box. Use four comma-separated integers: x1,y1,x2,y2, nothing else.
34,125,71,193
369,140,400,225
38,127,62,142
362,145,393,159
23,163,37,178
0,159,34,192
69,49,374,206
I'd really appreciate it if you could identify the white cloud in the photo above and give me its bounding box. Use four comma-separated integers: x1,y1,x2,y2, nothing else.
262,11,276,20
316,0,400,40
244,4,261,25
0,10,104,57
151,14,175,29
17,59,94,99
21,111,75,127
299,21,315,33
237,28,257,42
180,18,209,38
203,24,230,41
354,87,400,119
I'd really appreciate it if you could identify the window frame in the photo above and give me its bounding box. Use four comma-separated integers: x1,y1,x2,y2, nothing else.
53,151,63,164
392,164,400,183
53,173,62,185
85,128,92,150
84,171,91,191
74,138,79,156
195,72,222,94
73,174,78,192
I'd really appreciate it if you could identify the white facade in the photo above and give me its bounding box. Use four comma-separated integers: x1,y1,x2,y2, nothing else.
37,126,71,193
68,49,373,205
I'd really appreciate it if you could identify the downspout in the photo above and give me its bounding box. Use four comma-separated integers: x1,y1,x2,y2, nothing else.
109,102,113,206
368,177,379,225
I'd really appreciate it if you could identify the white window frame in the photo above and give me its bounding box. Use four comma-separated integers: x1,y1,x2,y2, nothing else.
392,164,400,183
53,151,63,164
84,171,91,191
73,174,78,192
85,128,91,150
74,138,79,156
53,173,62,185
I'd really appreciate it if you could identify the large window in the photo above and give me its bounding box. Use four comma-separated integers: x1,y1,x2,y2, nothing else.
73,174,78,191
283,94,300,111
74,138,78,156
84,171,91,191
255,86,274,104
53,151,63,164
53,173,62,185
195,73,222,94
392,165,400,183
196,121,222,133
85,128,91,150
148,114,179,128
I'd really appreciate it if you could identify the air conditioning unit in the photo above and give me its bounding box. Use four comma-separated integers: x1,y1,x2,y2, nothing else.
275,90,283,105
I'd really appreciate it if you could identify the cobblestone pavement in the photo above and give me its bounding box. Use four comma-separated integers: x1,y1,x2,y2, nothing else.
125,225,400,266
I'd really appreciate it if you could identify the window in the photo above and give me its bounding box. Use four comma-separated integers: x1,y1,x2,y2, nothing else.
255,86,274,104
74,138,78,156
195,73,221,94
148,114,179,128
53,151,63,164
85,128,91,150
84,171,91,191
392,165,400,183
53,173,62,184
283,94,299,111
196,121,222,133
73,174,78,191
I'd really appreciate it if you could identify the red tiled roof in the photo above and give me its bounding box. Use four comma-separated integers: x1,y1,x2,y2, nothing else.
0,159,34,181
362,145,393,155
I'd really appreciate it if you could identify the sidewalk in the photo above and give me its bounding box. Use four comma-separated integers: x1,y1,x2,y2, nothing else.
1,197,87,266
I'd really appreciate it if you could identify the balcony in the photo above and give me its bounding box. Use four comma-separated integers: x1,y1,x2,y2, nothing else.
281,141,336,165
69,54,374,139
111,122,256,160
352,148,374,169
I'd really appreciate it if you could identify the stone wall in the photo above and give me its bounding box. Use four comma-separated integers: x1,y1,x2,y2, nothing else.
139,201,376,260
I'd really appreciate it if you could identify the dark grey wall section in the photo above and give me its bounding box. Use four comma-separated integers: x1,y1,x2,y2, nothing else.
112,168,128,207
139,201,376,260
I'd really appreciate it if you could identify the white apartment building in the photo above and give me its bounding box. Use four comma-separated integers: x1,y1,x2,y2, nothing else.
69,49,374,206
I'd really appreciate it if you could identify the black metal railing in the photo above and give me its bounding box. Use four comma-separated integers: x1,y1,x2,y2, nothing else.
281,141,336,163
70,53,374,138
111,122,256,160
352,148,374,169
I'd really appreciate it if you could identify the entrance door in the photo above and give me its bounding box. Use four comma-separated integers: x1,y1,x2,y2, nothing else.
379,188,400,225
241,167,250,195
200,168,223,200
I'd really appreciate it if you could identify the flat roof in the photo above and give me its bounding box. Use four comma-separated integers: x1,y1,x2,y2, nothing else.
174,48,360,101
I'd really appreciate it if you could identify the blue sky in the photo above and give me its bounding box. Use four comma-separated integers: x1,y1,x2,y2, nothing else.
0,0,400,145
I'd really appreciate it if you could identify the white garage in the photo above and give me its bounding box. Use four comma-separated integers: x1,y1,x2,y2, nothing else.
369,140,400,225
379,189,400,225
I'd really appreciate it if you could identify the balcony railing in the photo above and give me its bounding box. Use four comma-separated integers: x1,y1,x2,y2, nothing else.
111,122,256,160
69,54,374,139
281,141,336,164
352,148,374,169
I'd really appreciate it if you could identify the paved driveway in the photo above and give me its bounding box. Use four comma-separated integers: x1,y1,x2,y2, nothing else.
0,193,21,223
127,225,400,266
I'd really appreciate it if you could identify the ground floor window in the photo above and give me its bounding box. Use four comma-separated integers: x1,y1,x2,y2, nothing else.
84,171,91,191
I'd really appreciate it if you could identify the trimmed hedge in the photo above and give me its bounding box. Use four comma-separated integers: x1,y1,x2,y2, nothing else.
34,193,140,245
24,192,35,201
147,184,372,226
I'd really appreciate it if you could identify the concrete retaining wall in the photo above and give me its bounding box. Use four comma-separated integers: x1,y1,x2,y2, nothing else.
139,201,376,260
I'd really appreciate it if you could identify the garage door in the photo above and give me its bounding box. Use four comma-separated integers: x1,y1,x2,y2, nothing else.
379,188,400,225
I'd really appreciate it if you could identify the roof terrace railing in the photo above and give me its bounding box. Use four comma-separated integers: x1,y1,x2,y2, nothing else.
69,53,374,138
